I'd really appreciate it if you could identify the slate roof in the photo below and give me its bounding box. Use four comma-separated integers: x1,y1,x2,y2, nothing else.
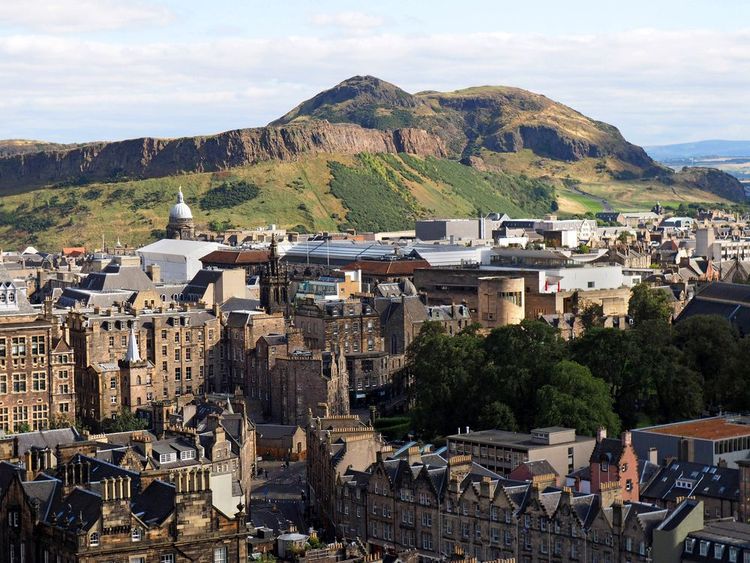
641,459,739,503
131,480,175,525
13,428,81,457
79,264,155,292
590,437,625,465
677,282,750,334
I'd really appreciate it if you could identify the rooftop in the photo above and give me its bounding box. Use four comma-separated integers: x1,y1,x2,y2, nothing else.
641,416,750,441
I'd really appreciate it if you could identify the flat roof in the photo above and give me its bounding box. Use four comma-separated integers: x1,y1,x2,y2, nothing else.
447,429,592,449
640,416,750,441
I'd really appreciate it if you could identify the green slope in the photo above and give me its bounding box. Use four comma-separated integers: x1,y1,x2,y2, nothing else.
0,153,555,249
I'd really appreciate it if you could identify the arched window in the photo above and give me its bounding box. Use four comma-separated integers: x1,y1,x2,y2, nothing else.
90,532,100,547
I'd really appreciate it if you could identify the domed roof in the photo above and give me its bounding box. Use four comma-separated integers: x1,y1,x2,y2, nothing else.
169,187,193,220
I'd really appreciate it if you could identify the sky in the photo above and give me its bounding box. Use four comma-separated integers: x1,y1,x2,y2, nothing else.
1,0,749,146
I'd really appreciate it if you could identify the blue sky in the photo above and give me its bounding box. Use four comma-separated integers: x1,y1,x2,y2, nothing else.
1,0,748,145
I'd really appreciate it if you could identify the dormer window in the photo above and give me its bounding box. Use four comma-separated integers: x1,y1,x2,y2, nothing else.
180,449,196,461
159,452,177,463
131,527,142,542
90,532,100,547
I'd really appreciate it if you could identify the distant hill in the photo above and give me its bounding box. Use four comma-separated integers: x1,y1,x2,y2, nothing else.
0,76,744,247
646,140,750,160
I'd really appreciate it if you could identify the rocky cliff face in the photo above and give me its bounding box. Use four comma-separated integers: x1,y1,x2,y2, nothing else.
675,167,747,202
0,122,446,192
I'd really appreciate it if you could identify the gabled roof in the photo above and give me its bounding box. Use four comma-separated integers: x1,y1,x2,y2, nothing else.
131,480,175,525
590,437,625,465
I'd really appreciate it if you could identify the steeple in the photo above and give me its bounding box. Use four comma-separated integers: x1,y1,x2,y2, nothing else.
124,324,141,364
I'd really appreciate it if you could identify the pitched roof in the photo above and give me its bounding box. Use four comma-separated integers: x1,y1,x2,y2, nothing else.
200,249,269,265
340,259,430,276
590,437,625,465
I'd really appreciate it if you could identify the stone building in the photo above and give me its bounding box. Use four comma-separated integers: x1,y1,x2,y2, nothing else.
224,310,286,395
294,298,383,355
477,276,525,329
589,428,641,503
166,187,196,240
78,325,157,422
0,268,76,432
331,448,670,562
68,303,222,425
307,414,386,534
0,455,248,563
270,349,349,425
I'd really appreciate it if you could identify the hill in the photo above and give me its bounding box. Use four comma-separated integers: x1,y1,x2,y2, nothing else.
0,153,557,248
646,140,750,160
0,76,744,247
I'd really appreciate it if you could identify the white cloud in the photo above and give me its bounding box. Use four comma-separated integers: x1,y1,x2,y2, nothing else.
0,27,748,144
0,0,173,33
309,11,384,32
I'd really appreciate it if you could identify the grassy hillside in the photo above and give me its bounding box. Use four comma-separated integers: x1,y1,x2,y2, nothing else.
0,153,556,249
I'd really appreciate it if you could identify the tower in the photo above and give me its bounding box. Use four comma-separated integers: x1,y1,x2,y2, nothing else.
166,187,195,240
260,237,289,315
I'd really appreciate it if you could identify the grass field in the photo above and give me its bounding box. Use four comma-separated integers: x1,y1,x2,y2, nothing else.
0,153,555,249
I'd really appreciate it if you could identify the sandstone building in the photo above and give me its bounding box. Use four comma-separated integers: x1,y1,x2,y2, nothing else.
68,303,222,426
0,268,76,433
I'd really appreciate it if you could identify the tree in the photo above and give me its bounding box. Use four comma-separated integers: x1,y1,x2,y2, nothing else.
673,315,739,410
478,402,518,432
628,284,673,326
407,322,488,438
569,328,646,429
100,409,148,433
484,320,566,429
580,302,604,331
535,360,620,436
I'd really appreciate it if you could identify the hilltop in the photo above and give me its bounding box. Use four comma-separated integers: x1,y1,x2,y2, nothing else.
0,76,743,247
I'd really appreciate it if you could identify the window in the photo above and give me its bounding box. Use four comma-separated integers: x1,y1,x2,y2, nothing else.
175,368,181,380
587,281,596,288
110,377,117,389
32,371,47,391
58,369,69,379
159,452,177,463
700,541,710,556
90,532,100,547
0,408,9,432
180,450,196,460
160,555,175,563
109,336,115,347
111,396,118,404
185,348,191,361
186,367,192,380
0,338,5,357
59,403,69,413
213,550,227,563
715,544,726,559
131,528,142,542
12,337,26,356
31,404,48,430
12,406,28,431
121,335,127,346
8,509,20,528
174,349,180,361
729,546,739,563
12,373,26,393
175,332,180,343
31,336,45,355
0,374,6,393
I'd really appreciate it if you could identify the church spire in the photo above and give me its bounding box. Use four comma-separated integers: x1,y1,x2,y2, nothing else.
124,324,141,364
